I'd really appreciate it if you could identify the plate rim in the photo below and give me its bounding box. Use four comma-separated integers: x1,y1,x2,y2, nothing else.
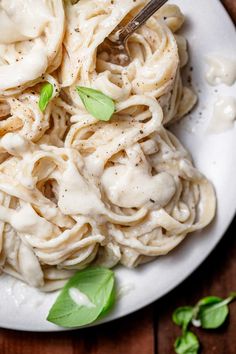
0,0,236,332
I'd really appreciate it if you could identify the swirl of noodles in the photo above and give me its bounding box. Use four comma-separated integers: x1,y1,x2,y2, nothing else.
0,1,215,290
60,1,196,124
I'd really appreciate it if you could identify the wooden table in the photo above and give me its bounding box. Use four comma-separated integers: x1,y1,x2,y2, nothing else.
0,2,235,353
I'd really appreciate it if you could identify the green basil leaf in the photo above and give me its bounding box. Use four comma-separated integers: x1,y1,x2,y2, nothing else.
197,296,223,307
192,296,222,323
174,331,200,354
196,294,236,329
99,285,116,318
198,303,228,329
197,295,235,329
76,86,115,121
47,267,115,328
172,306,194,332
39,82,54,112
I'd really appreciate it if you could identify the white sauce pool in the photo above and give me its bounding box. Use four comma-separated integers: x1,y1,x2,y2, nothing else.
206,56,236,86
208,96,236,133
101,165,176,209
69,287,96,308
117,283,135,299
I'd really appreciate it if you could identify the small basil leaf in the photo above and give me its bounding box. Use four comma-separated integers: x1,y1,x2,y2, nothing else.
174,331,200,354
172,306,194,332
192,296,222,322
197,294,235,329
47,267,115,328
197,296,222,307
39,82,53,112
76,86,115,121
196,294,236,329
99,285,116,319
198,303,228,329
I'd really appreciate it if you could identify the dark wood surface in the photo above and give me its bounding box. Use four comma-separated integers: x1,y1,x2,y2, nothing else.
223,0,236,21
0,2,235,353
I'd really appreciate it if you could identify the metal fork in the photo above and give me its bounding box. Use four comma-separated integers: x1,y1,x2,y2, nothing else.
100,0,168,65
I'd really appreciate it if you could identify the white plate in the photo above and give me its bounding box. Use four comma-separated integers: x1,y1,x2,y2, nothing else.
0,0,236,331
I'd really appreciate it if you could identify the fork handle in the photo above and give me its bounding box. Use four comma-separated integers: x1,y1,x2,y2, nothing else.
118,0,168,43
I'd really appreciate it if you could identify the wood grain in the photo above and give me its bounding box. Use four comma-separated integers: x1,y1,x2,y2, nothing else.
0,306,155,354
0,2,235,354
82,307,154,354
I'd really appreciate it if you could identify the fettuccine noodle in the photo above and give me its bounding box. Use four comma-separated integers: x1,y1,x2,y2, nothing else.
0,0,216,291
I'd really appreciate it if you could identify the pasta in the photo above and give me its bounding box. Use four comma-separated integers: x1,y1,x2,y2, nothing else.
0,0,216,291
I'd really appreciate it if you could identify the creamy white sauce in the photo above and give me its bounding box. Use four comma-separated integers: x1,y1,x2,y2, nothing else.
208,96,236,133
1,133,38,188
0,43,48,90
101,165,176,208
69,287,96,308
0,0,52,44
58,162,105,215
10,204,54,238
1,133,30,156
0,203,55,239
18,242,44,287
206,56,236,86
4,279,28,307
3,276,45,308
117,283,135,299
